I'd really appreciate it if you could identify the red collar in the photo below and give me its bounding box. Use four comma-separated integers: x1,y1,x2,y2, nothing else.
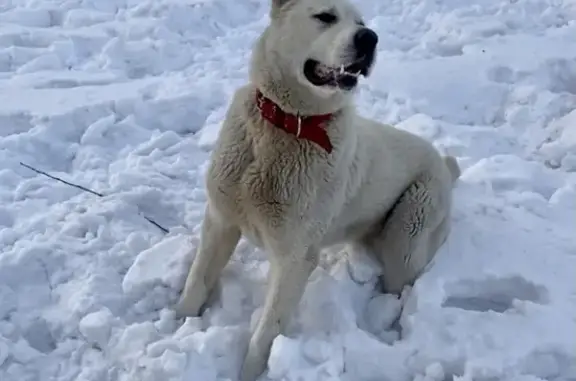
256,90,333,153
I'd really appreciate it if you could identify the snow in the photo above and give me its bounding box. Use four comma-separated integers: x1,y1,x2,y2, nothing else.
0,0,575,380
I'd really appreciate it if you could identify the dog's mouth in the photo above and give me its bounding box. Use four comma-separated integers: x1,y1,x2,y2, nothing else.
303,56,372,90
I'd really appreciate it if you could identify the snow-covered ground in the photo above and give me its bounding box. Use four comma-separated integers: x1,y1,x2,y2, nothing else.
1,0,575,380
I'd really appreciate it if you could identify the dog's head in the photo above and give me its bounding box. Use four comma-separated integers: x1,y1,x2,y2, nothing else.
250,0,378,112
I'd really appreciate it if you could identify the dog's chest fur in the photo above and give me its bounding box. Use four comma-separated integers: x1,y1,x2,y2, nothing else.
205,87,358,248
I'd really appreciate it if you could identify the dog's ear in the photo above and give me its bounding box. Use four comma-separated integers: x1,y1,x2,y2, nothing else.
270,0,295,17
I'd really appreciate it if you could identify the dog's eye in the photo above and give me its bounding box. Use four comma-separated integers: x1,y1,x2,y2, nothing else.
313,12,338,25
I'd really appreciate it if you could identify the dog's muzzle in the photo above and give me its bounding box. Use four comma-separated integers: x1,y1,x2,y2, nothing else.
302,27,378,90
353,28,378,58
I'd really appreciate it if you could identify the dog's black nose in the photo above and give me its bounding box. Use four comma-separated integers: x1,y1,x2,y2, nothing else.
353,28,378,54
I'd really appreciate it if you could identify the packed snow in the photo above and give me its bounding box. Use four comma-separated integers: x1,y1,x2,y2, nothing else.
1,0,575,380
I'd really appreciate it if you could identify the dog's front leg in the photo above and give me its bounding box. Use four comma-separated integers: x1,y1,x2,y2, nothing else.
176,203,241,317
240,246,318,381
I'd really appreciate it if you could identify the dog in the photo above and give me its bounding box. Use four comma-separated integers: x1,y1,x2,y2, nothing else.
175,0,461,379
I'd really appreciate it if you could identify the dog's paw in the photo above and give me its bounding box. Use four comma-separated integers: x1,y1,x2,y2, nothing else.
240,343,268,381
174,281,222,319
174,299,200,319
174,292,206,319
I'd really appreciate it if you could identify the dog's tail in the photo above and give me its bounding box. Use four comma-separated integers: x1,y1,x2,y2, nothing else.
443,155,461,184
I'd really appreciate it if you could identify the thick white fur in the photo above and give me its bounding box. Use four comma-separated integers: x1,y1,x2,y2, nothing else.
175,0,461,379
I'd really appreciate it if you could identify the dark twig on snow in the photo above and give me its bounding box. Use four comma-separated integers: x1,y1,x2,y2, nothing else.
19,162,169,234
20,162,104,197
142,216,169,234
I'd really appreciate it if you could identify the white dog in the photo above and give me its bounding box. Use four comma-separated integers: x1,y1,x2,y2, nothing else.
176,0,460,379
